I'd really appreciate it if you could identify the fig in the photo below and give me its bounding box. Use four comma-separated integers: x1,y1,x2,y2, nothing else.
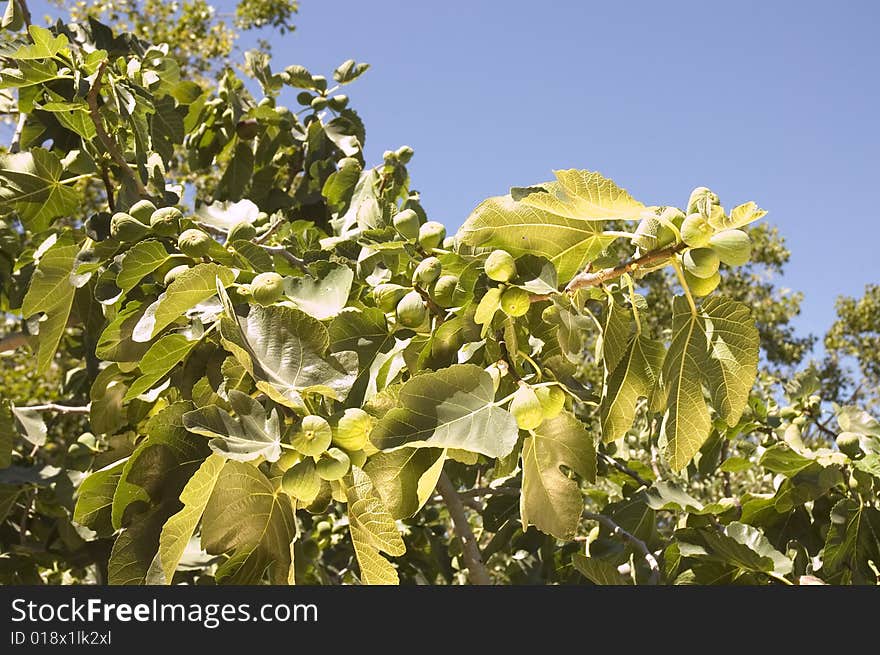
332,408,374,451
632,217,675,252
393,208,420,240
849,469,873,494
682,248,720,279
510,385,544,431
227,221,257,242
836,432,862,458
432,275,459,307
395,145,414,163
500,287,531,317
110,212,150,242
177,228,213,258
536,386,566,419
681,213,713,247
150,207,183,237
413,257,442,286
292,415,333,457
687,186,720,216
683,269,720,297
484,249,517,282
396,290,429,328
418,221,446,251
162,264,190,287
709,229,751,266
282,458,321,501
236,118,259,140
316,447,351,481
373,283,409,312
250,271,285,305
129,199,157,223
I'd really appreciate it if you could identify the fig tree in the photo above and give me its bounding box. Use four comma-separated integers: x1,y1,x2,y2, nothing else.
228,220,257,242
316,447,351,481
162,264,190,287
432,275,459,307
373,283,409,312
836,432,862,458
282,458,321,501
150,206,183,237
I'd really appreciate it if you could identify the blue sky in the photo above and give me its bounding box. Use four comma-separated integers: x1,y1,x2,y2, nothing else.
32,1,880,344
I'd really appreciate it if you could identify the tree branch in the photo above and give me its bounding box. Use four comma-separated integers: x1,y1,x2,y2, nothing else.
600,452,652,488
9,111,26,153
436,471,491,585
260,244,306,270
530,242,687,302
582,510,660,584
0,332,29,353
414,284,446,324
20,403,91,414
86,61,148,198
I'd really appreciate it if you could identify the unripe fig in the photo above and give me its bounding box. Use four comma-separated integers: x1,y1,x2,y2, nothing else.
682,248,720,279
292,415,333,457
110,212,150,242
316,447,351,481
177,228,213,258
237,118,259,140
129,199,157,223
282,458,321,501
661,206,687,229
510,385,544,430
836,432,862,458
681,213,713,247
500,287,531,317
296,91,313,106
396,290,429,328
413,257,442,286
687,187,720,216
373,284,409,312
393,209,420,240
442,236,455,249
536,386,566,419
709,229,751,266
849,469,873,494
484,249,517,282
228,221,257,242
418,221,446,251
432,275,459,307
310,96,328,110
162,264,190,287
632,217,675,252
250,271,285,305
683,269,720,297
332,408,374,451
150,207,183,237
395,145,414,163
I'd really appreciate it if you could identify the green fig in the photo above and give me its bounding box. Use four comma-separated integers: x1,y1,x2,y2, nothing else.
316,447,351,481
418,221,446,251
413,256,442,286
432,275,459,307
709,229,751,266
500,287,531,317
235,118,259,140
373,283,409,312
310,96,328,110
393,208,420,240
683,269,720,297
849,469,873,494
110,212,150,242
150,207,183,237
395,145,414,163
332,408,374,451
228,221,257,242
484,249,517,282
282,458,321,501
632,217,675,252
162,264,190,287
396,290,429,328
836,432,862,458
129,199,157,223
536,386,566,419
510,385,544,430
687,186,720,216
680,213,713,247
251,271,285,305
292,415,333,457
682,248,720,279
178,228,213,258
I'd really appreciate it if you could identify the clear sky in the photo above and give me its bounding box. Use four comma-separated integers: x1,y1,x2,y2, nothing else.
31,0,880,344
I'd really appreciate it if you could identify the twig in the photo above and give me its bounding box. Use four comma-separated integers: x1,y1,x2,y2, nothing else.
583,510,660,585
0,332,29,353
9,112,26,153
17,0,31,27
599,452,652,488
254,217,284,244
721,440,732,497
194,220,228,237
436,471,491,585
530,242,687,302
413,284,446,325
260,245,306,270
99,163,115,212
456,486,520,499
86,61,148,198
19,403,91,414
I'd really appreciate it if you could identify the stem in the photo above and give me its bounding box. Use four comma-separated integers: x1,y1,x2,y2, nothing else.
86,61,148,198
20,403,91,414
600,452,652,488
100,163,115,212
414,284,446,325
582,510,660,584
9,112,26,153
260,245,306,270
624,274,641,335
254,217,284,244
671,259,697,315
436,471,491,585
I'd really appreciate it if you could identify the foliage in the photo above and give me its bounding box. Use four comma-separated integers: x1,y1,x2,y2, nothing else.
0,2,878,586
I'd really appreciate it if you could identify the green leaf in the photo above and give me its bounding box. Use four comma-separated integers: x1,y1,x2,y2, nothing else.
0,148,80,231
123,334,197,401
107,505,171,584
283,262,354,320
133,263,234,342
759,443,816,477
73,460,126,537
183,390,281,463
219,293,358,411
677,522,792,577
710,201,767,230
201,460,297,584
821,499,880,584
601,334,664,442
521,411,596,540
333,59,370,84
515,169,645,222
218,141,254,200
147,454,226,584
150,95,185,163
329,307,394,406
370,363,518,458
659,296,758,470
572,553,632,585
10,26,69,60
1,0,24,31
363,448,445,518
9,403,46,447
344,467,405,585
457,194,617,282
21,234,78,373
116,240,170,296
0,402,16,468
